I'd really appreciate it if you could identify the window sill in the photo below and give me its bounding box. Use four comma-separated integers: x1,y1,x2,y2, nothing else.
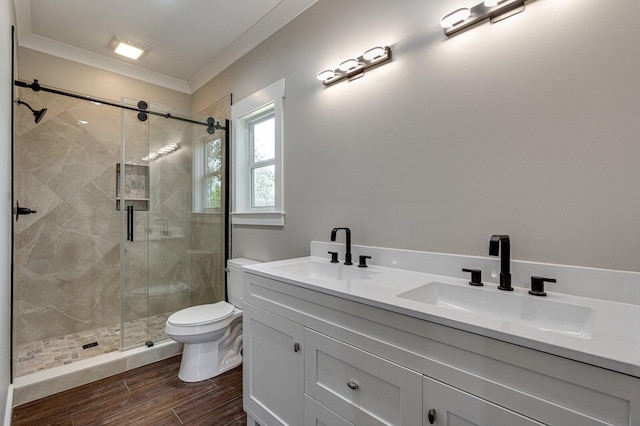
231,211,285,226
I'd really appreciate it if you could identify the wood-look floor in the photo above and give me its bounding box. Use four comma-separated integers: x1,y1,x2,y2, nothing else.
12,355,246,425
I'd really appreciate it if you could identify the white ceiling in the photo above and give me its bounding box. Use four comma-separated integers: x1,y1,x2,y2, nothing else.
15,0,317,94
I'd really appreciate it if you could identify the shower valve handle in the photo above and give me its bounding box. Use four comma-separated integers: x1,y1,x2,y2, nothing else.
15,201,37,221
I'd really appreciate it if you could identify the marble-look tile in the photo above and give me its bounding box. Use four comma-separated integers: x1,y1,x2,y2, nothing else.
67,102,121,155
14,168,64,235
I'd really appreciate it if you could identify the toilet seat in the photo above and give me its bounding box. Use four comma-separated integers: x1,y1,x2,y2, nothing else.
167,301,234,327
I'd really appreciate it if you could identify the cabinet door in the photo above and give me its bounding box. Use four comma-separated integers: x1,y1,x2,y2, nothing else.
243,304,304,426
304,395,354,426
305,328,423,426
423,376,544,426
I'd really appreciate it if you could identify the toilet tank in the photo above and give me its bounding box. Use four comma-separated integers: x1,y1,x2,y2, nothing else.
226,258,261,308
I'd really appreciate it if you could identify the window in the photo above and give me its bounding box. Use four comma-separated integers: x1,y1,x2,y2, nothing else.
231,79,285,226
194,136,223,213
249,111,275,207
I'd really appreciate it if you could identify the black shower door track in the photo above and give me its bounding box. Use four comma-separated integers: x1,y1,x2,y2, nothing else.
14,79,224,129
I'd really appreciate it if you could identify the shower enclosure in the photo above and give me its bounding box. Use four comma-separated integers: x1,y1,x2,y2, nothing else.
12,85,228,377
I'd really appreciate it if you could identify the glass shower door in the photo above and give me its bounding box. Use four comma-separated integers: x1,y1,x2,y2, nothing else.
144,105,196,344
120,101,151,348
121,101,227,347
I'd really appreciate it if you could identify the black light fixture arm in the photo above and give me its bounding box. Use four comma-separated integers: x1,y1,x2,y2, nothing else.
14,79,226,131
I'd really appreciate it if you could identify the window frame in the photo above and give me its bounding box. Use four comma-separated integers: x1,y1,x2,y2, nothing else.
231,79,285,226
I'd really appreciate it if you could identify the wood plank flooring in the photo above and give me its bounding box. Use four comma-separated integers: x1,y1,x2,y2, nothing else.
12,355,246,425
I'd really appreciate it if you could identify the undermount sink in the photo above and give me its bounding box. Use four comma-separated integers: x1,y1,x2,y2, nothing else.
272,260,377,282
397,281,596,339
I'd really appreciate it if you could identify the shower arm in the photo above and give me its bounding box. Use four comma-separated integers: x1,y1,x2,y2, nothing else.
14,79,227,131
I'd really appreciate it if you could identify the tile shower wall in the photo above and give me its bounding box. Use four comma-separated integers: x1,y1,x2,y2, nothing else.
14,88,123,346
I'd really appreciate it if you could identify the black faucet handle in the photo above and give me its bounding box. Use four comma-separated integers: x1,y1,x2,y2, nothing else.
462,268,483,286
358,255,372,268
529,276,556,296
328,251,339,263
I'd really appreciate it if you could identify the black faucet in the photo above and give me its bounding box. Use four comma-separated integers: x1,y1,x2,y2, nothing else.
330,227,352,265
489,234,512,291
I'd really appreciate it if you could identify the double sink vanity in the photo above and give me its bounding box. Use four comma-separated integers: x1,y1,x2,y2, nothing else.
241,239,640,425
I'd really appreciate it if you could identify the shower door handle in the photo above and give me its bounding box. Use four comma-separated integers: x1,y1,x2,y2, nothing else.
127,205,134,241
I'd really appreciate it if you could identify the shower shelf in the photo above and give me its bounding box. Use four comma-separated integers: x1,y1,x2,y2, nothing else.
116,164,149,211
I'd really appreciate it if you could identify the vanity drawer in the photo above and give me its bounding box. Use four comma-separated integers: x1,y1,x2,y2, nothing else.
304,395,354,426
304,328,422,426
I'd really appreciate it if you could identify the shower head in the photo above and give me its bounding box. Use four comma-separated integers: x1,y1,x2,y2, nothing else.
16,99,48,124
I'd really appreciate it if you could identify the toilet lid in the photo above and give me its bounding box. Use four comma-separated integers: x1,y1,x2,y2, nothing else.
167,302,234,326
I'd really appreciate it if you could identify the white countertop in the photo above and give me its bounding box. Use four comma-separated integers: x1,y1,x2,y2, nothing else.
244,256,640,378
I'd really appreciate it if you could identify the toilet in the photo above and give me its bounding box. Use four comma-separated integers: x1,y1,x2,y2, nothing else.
165,258,260,382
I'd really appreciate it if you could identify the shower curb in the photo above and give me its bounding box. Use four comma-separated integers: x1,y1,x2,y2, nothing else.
12,340,182,407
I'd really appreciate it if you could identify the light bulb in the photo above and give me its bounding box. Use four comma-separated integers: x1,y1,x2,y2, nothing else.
440,7,471,28
363,46,386,61
339,58,359,72
317,69,336,81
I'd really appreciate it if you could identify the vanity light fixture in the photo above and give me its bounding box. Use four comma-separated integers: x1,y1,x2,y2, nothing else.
108,35,149,60
440,0,525,37
484,0,508,6
317,46,392,87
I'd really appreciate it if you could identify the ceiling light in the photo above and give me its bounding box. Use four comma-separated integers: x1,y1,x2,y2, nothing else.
108,35,148,60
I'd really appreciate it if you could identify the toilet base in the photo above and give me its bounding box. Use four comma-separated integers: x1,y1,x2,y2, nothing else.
178,342,243,382
177,323,243,382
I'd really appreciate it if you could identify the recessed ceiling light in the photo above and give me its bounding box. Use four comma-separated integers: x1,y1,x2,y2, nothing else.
108,35,149,60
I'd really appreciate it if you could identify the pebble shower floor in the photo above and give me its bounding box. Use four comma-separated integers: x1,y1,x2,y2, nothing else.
15,313,171,377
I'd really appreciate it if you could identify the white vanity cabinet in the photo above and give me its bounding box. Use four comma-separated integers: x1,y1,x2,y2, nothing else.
243,303,304,426
243,272,640,426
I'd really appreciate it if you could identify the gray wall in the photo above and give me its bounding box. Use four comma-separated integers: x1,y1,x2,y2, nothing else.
1,0,15,418
193,0,640,272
